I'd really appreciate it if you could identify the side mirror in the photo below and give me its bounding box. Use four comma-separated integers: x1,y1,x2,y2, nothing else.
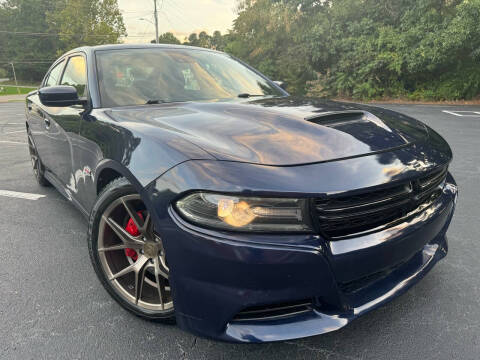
38,85,86,107
273,81,287,90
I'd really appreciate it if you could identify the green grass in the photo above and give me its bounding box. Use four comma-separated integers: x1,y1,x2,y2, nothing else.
0,80,39,86
0,85,36,96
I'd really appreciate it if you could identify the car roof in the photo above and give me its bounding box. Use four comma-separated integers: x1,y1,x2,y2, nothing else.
65,43,221,56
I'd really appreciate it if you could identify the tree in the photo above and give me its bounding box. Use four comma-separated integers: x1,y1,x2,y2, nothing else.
225,0,316,94
223,0,480,100
211,30,224,50
303,0,479,100
151,32,181,44
0,0,126,83
5,0,479,99
197,31,211,48
0,0,60,81
47,0,126,55
184,31,214,49
187,33,198,46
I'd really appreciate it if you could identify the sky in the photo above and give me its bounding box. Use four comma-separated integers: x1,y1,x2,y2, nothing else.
118,0,237,43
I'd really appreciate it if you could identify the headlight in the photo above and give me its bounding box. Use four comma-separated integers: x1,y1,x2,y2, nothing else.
175,192,312,232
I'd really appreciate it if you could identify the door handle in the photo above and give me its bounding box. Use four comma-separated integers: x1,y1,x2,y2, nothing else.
44,118,51,129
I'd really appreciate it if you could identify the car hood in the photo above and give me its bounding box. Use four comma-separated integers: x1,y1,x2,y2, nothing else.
105,97,428,166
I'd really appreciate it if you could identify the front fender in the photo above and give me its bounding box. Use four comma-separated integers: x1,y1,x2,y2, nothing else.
77,109,215,212
89,109,215,186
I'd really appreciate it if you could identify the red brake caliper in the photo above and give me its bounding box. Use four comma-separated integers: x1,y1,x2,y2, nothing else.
124,212,143,262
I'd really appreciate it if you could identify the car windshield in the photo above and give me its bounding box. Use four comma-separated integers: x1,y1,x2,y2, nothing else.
95,48,284,107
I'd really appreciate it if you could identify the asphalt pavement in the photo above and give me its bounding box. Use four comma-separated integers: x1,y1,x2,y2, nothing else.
0,94,26,103
0,102,479,359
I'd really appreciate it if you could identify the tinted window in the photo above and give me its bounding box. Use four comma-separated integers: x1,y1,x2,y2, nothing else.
96,48,283,107
45,60,64,87
61,56,87,97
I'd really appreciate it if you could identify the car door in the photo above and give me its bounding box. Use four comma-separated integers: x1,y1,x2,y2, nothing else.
27,59,65,163
43,54,88,193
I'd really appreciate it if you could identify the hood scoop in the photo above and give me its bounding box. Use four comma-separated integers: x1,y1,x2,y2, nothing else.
306,110,395,134
306,111,368,127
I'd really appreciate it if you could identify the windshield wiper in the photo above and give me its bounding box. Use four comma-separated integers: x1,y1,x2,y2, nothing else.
145,99,166,104
237,93,265,98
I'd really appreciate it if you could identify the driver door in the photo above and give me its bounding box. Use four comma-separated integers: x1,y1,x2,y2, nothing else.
43,54,87,192
27,59,65,165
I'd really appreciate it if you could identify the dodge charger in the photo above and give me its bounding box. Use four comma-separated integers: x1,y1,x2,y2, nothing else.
25,44,457,342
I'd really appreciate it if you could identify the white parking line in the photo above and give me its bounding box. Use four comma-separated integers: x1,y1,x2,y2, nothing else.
0,140,26,145
442,110,480,117
442,110,463,117
0,190,46,200
2,130,25,135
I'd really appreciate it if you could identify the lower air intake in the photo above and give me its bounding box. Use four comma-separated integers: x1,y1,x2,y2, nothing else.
232,299,313,322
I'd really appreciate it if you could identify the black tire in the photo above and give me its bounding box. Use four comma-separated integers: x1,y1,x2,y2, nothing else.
88,177,175,322
27,131,50,186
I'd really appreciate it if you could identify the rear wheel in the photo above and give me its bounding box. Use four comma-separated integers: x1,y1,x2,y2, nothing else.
27,131,49,186
88,178,174,321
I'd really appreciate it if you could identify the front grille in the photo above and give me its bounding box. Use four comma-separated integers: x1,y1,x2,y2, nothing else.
315,166,447,239
232,299,313,322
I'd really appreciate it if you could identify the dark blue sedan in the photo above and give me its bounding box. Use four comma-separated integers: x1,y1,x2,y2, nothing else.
25,44,457,342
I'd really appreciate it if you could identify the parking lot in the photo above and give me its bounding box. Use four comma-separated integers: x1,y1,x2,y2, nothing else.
0,101,479,359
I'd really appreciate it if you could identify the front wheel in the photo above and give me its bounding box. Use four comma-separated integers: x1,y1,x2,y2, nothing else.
88,177,174,321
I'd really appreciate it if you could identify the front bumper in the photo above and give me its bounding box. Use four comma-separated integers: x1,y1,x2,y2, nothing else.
147,166,457,342
224,242,446,342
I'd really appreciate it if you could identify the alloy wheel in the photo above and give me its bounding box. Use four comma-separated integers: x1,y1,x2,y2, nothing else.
97,194,173,311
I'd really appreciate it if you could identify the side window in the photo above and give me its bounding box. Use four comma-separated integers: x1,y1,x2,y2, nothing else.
45,60,65,87
60,56,87,97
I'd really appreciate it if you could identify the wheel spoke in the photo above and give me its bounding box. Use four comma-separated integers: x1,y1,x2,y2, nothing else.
135,259,150,304
103,216,144,247
120,198,154,237
153,254,169,279
143,212,152,236
109,255,148,281
98,244,133,252
153,257,167,309
109,263,135,281
156,237,169,272
121,198,145,233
